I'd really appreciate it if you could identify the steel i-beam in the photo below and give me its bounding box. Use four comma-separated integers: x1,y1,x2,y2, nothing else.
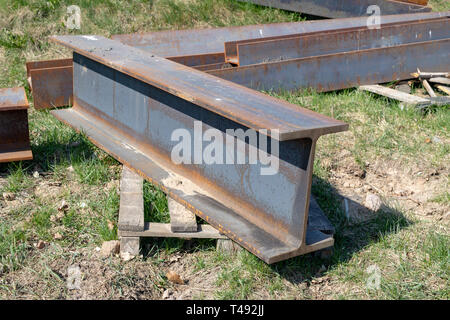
50,35,348,264
224,18,450,66
0,87,33,163
111,11,447,57
207,37,450,92
240,0,430,18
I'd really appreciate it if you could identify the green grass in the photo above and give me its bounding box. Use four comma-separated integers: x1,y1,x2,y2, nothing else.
0,0,449,300
0,224,28,274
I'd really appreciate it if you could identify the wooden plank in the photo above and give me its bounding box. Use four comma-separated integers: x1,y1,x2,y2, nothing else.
412,70,450,79
51,35,348,142
119,222,228,239
217,239,243,254
359,85,430,106
118,166,145,232
422,79,437,97
436,85,450,95
168,197,198,233
418,96,450,108
429,77,450,86
120,237,140,255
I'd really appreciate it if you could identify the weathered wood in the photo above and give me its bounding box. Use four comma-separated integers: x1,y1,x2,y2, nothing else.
119,222,228,239
359,85,430,106
411,70,450,79
216,239,243,254
395,83,411,94
120,236,140,255
168,197,198,232
426,97,450,106
118,166,145,232
429,77,450,86
422,79,437,97
436,85,450,95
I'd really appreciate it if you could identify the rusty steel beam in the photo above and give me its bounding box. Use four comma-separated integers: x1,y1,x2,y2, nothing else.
0,87,33,163
166,52,225,67
31,15,450,108
240,0,430,18
49,35,348,264
225,17,449,65
207,38,450,92
111,11,447,57
27,58,73,109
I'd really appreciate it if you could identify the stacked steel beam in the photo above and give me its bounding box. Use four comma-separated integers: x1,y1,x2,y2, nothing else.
239,0,431,18
113,12,449,93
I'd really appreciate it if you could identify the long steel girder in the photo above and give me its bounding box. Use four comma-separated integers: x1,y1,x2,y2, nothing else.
0,88,33,163
29,13,450,110
224,18,450,66
207,35,450,93
50,35,348,263
240,0,430,18
113,12,450,93
111,11,447,57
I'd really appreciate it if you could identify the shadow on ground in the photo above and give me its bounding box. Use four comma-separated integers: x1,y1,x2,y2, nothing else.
139,173,412,287
268,175,412,285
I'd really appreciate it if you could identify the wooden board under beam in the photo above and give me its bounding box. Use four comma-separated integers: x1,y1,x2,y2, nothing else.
359,85,430,106
119,223,228,239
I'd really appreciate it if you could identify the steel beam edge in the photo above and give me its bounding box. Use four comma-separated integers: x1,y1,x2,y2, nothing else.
111,11,448,57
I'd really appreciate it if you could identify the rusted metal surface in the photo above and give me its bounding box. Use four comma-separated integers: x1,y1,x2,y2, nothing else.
50,35,348,263
240,0,430,18
111,11,447,57
208,38,450,92
27,58,73,109
30,14,449,108
0,87,33,163
167,52,225,67
192,62,232,72
51,36,347,140
26,58,72,78
225,17,449,65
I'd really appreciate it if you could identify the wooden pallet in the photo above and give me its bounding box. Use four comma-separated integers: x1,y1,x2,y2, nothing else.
118,166,236,255
117,166,334,258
